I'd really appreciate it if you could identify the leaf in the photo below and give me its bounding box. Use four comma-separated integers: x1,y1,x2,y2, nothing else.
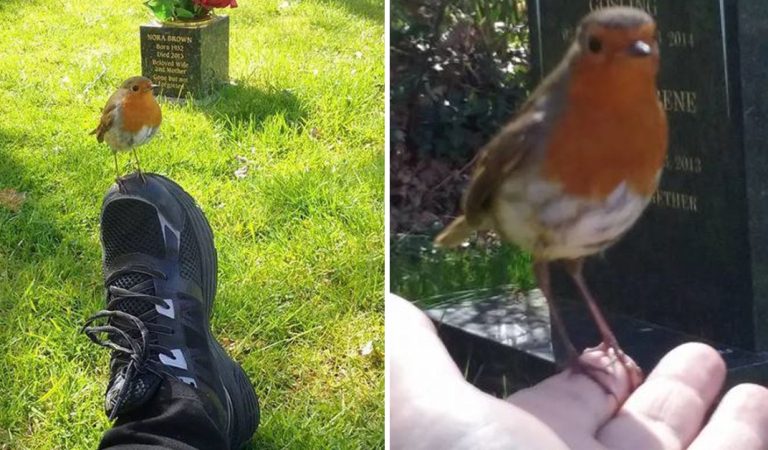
220,337,237,352
175,7,195,19
234,165,248,179
147,5,167,20
359,341,373,356
0,189,27,212
144,0,175,21
155,7,172,21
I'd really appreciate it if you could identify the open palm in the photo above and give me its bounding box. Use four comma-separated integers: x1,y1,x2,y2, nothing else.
389,295,768,450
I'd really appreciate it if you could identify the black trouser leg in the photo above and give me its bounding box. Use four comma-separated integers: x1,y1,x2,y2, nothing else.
99,376,228,450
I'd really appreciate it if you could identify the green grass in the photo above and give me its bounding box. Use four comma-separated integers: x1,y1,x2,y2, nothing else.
390,234,534,307
0,0,384,448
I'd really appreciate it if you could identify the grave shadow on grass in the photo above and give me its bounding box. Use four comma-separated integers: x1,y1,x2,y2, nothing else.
0,0,41,13
198,83,308,135
0,129,66,265
0,127,96,444
0,124,104,324
0,127,98,349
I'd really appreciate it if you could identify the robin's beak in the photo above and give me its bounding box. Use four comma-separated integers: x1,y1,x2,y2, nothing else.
628,40,653,57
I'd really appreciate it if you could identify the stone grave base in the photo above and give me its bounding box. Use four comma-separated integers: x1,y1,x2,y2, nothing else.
425,290,768,397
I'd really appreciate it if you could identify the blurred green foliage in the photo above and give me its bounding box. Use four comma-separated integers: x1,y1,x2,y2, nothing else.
390,0,530,160
390,234,535,305
144,0,204,21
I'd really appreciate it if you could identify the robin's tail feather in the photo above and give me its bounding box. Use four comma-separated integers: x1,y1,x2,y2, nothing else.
90,125,105,143
434,216,473,248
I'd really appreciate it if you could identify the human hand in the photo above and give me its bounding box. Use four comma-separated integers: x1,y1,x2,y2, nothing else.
388,294,768,450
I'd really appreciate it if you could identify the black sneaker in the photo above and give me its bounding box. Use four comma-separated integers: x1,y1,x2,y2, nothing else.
83,173,259,449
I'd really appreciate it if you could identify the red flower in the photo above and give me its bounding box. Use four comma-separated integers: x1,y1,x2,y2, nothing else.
195,0,238,9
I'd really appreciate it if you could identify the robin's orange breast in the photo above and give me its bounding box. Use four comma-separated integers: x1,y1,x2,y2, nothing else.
490,62,667,260
121,92,162,133
543,63,668,200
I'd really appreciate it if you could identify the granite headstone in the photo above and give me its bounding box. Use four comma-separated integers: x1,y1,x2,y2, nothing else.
140,15,229,99
530,0,768,352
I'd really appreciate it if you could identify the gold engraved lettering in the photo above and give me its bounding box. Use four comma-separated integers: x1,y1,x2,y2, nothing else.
166,35,192,44
146,33,166,42
651,189,699,212
560,27,575,43
658,89,698,114
664,31,695,49
664,155,703,174
589,0,657,15
148,31,192,91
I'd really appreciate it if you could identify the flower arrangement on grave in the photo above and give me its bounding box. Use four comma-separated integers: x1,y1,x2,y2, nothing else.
140,0,234,98
144,0,238,22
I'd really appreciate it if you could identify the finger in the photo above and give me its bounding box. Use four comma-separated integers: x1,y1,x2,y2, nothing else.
597,343,725,450
388,295,571,450
688,384,768,450
388,294,468,449
387,294,465,391
507,347,635,444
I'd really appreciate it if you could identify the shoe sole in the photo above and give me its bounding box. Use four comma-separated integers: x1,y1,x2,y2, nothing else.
147,174,260,450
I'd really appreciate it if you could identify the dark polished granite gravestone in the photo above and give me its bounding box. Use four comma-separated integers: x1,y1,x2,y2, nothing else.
424,287,768,396
420,0,768,392
140,16,229,99
529,0,768,352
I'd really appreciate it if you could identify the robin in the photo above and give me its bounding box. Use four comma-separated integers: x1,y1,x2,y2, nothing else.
91,76,162,183
435,7,667,391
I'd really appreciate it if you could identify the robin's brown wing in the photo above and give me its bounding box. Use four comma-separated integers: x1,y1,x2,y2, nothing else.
91,90,124,143
462,55,572,227
463,110,547,227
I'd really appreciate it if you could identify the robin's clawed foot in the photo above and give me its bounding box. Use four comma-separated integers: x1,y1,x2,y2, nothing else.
131,150,146,184
566,343,643,401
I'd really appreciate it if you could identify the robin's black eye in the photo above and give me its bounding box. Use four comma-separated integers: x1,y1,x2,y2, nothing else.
132,85,139,92
588,36,602,53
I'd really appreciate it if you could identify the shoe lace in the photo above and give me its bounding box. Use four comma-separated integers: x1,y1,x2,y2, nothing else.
82,266,175,419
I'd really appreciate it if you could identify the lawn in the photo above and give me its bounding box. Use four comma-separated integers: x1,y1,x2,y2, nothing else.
0,0,384,448
390,234,534,308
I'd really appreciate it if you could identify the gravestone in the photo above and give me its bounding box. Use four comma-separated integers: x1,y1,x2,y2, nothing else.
425,0,768,391
140,15,229,99
425,287,768,395
530,0,768,353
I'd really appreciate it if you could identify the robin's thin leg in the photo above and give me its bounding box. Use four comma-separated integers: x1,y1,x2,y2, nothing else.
132,149,146,183
535,259,617,395
113,152,124,190
564,258,644,389
533,260,579,362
